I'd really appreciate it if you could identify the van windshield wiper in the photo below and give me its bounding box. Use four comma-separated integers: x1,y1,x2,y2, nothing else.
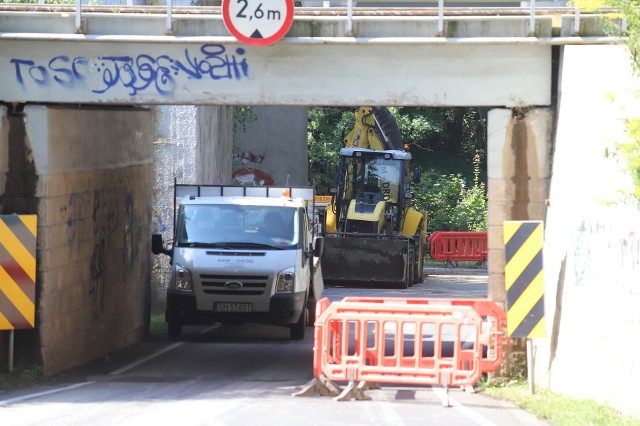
180,242,217,248
179,242,289,250
210,242,286,250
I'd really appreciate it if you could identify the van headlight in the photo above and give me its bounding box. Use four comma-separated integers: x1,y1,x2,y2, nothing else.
174,264,193,292
275,268,295,293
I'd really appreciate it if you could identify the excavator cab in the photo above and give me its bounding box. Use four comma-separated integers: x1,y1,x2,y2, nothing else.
332,148,412,236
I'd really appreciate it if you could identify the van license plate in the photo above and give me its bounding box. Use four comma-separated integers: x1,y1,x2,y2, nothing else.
215,302,252,313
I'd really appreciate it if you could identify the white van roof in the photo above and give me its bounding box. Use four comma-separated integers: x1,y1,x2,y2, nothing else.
180,196,307,208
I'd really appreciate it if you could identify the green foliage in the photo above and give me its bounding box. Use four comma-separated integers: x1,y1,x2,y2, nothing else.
612,2,640,204
307,107,488,191
413,154,487,234
307,108,353,194
619,117,640,201
577,0,640,203
0,361,44,390
393,107,488,182
483,380,640,426
307,107,488,232
149,313,167,336
233,106,257,134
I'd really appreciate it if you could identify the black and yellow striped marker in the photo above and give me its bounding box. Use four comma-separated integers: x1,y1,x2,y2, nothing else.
504,220,546,338
0,215,37,330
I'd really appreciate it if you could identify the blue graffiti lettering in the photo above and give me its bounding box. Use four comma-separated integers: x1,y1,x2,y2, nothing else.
49,56,76,88
10,44,250,97
11,59,49,86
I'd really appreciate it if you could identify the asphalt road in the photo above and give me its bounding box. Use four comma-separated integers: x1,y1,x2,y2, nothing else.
0,268,547,426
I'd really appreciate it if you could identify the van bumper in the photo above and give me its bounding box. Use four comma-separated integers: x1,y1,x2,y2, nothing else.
165,290,306,327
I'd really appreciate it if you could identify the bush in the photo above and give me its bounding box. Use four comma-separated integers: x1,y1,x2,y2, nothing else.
413,154,487,234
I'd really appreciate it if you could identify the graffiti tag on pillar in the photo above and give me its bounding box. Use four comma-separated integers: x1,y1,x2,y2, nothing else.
9,44,250,96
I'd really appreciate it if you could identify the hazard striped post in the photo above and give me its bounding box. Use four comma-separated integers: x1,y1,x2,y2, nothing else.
503,220,546,338
0,215,37,371
503,220,546,394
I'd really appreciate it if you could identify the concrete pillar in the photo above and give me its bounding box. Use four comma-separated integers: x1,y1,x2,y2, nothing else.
233,106,309,186
487,107,552,376
197,105,234,185
0,104,154,375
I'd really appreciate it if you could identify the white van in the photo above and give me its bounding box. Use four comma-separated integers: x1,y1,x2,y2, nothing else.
152,185,324,340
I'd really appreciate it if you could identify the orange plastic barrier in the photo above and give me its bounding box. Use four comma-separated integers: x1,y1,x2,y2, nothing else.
300,297,506,401
428,231,488,263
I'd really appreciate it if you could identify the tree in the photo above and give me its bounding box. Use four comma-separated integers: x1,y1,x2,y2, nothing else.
307,107,488,195
412,154,487,234
307,107,489,233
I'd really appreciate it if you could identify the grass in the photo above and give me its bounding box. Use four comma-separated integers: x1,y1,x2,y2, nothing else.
0,360,45,391
149,312,167,336
480,379,640,426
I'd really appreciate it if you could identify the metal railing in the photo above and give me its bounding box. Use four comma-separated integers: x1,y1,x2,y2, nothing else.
0,0,625,40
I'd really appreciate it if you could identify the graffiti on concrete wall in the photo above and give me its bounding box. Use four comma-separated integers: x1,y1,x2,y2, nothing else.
232,168,274,186
233,148,265,165
89,238,106,321
10,44,249,96
569,208,640,291
232,147,273,186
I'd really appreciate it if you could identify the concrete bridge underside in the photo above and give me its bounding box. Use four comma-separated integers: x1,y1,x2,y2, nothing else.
1,7,638,418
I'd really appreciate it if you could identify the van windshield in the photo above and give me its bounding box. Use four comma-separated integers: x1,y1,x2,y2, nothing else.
177,204,298,250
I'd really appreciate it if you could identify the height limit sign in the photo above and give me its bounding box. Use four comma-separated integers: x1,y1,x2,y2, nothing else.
222,0,294,47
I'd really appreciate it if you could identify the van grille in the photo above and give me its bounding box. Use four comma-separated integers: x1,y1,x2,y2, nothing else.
200,274,270,296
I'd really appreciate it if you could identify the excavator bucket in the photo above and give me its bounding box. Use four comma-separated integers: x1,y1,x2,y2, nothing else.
321,236,410,288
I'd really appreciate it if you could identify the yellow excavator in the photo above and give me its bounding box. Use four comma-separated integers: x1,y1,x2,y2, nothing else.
320,107,427,289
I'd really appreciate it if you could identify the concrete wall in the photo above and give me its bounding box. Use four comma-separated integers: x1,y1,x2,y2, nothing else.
0,105,154,375
487,107,553,304
536,45,640,417
151,105,234,313
233,106,309,187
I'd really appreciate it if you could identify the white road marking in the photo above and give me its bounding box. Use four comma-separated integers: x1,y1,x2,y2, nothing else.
108,341,184,376
0,325,219,406
432,387,499,426
109,324,218,375
0,381,95,406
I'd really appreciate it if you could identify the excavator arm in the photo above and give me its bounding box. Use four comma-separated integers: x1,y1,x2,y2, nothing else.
342,107,403,150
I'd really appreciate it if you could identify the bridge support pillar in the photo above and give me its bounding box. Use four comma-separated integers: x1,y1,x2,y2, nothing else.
0,104,154,375
486,107,552,377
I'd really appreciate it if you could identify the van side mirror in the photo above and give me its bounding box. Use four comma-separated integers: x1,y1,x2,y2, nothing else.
313,236,324,258
152,234,172,257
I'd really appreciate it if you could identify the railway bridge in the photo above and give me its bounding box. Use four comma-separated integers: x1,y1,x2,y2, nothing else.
1,1,639,418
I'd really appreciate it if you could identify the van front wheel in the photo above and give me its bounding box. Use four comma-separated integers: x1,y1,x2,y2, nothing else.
290,308,307,340
168,321,182,340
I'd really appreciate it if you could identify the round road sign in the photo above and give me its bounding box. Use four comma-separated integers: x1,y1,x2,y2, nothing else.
222,0,294,47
